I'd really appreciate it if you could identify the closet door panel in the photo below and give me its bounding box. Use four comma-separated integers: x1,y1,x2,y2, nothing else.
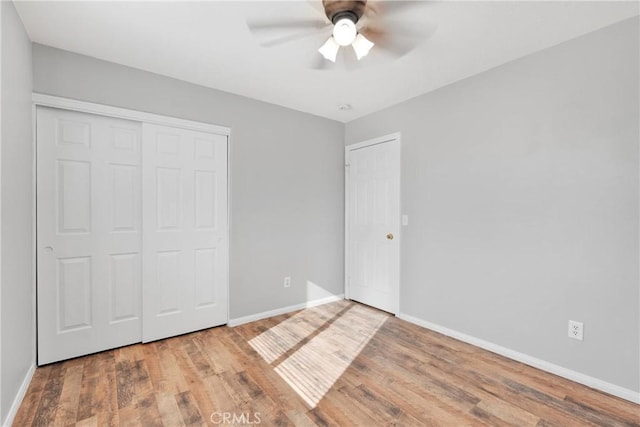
37,107,142,364
142,123,228,342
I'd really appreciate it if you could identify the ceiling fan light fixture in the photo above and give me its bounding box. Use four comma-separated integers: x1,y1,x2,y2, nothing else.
318,36,340,62
332,17,357,46
352,33,374,60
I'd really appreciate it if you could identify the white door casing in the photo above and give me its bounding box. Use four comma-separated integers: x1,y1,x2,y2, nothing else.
142,123,228,342
346,134,400,314
37,107,143,364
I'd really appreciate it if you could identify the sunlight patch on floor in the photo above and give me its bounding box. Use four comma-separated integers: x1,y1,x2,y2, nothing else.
248,302,348,363
250,303,387,408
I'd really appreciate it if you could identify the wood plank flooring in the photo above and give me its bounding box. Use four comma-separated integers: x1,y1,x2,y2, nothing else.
14,300,640,426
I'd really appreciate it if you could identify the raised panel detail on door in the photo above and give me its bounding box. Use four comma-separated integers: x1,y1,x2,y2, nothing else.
195,248,217,307
143,123,228,342
156,132,180,155
156,251,181,315
156,167,181,230
109,253,140,322
57,257,92,332
57,160,92,233
112,127,138,152
111,164,138,232
58,119,91,147
38,107,142,364
195,171,216,228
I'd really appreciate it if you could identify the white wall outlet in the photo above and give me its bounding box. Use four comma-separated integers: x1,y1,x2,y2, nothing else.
568,320,584,341
402,215,409,226
283,276,291,288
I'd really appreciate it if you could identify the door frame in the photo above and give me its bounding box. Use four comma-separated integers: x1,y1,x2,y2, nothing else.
344,132,401,315
31,93,232,362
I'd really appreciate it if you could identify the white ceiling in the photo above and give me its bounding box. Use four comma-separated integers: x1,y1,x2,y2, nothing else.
14,1,639,122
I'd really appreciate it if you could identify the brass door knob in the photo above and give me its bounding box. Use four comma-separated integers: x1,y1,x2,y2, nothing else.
386,233,394,240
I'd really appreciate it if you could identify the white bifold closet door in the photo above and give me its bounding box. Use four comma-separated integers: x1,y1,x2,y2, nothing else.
141,123,228,342
37,107,228,364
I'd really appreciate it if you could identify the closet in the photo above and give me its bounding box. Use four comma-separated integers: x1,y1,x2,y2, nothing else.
36,104,229,364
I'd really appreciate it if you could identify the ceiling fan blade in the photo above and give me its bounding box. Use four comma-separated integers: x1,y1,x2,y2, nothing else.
361,20,435,42
247,18,329,32
360,21,437,57
364,1,430,19
247,16,331,47
260,26,332,48
306,0,325,14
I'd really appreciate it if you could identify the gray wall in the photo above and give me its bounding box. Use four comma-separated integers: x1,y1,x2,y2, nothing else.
345,17,639,392
33,44,345,320
1,1,35,423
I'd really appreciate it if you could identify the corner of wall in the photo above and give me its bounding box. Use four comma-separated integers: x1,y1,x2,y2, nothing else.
1,364,35,427
0,0,36,424
0,0,3,422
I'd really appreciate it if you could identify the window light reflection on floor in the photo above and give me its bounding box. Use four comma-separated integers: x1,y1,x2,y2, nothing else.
248,303,388,408
248,302,348,364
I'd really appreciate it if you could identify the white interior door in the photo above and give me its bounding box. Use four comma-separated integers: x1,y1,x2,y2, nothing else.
37,107,142,364
346,136,400,314
142,123,228,342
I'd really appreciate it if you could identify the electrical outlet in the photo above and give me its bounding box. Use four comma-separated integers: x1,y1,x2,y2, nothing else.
283,276,291,288
568,320,583,341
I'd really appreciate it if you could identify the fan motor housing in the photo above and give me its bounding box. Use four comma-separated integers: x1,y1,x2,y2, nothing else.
322,0,367,24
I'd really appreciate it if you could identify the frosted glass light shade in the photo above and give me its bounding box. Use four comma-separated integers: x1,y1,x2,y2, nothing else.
332,18,357,46
318,37,340,62
352,33,374,60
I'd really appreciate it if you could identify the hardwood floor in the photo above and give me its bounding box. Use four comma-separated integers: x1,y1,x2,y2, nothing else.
14,300,640,426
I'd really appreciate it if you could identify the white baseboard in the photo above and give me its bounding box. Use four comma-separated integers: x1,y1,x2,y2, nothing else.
2,363,36,427
397,312,640,405
228,294,345,327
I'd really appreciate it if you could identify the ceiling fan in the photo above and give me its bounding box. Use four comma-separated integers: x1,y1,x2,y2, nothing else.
247,1,431,68
318,0,373,62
